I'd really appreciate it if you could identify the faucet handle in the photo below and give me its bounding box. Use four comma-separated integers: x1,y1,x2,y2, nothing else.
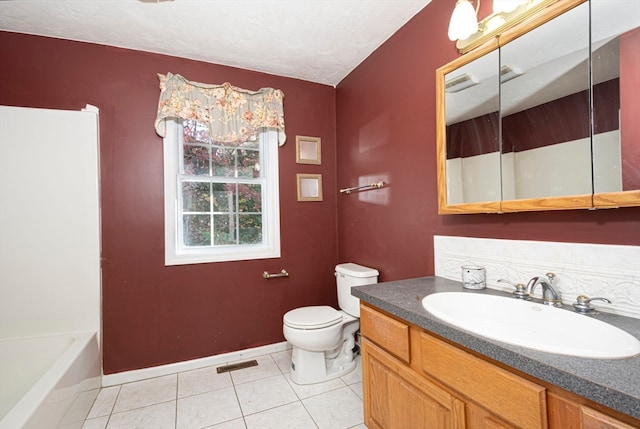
572,295,612,314
497,279,529,300
545,272,556,283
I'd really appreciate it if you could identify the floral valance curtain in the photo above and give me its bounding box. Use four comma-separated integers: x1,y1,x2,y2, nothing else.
154,73,286,146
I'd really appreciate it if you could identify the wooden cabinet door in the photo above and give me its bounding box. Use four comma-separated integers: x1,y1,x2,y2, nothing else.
465,401,517,429
362,338,465,429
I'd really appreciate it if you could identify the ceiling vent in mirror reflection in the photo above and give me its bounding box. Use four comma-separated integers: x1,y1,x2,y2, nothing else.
500,64,525,83
445,73,480,93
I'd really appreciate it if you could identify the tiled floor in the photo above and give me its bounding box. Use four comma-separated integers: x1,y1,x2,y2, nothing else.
82,350,367,429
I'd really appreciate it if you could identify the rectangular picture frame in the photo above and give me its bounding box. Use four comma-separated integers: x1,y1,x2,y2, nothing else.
297,173,323,202
296,136,321,165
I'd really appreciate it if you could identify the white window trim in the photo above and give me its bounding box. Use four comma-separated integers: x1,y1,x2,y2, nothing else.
163,119,280,265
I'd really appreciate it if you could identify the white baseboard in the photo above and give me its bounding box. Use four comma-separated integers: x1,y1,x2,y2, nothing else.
102,341,291,387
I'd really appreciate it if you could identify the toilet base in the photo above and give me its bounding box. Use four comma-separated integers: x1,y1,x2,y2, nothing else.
289,346,357,385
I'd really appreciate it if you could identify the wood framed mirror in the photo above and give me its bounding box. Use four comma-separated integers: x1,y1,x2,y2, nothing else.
436,0,640,214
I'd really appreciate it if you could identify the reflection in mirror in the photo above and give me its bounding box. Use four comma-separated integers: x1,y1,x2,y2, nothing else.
591,0,640,195
445,49,500,204
500,2,591,200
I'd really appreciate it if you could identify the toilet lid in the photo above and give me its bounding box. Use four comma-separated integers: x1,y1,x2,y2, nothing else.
283,306,343,330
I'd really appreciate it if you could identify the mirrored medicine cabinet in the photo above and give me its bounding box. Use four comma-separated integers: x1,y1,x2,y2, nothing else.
436,0,640,214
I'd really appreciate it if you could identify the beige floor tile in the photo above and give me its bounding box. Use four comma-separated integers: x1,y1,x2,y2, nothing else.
303,386,364,429
178,365,233,398
286,372,346,400
207,417,247,428
348,381,364,399
244,402,317,429
106,401,176,429
229,354,281,385
87,386,120,418
81,416,109,429
112,374,177,413
82,351,365,429
177,386,242,429
235,373,298,415
271,349,293,373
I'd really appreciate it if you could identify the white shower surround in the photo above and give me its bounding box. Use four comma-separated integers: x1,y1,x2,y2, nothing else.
434,235,640,318
0,105,102,428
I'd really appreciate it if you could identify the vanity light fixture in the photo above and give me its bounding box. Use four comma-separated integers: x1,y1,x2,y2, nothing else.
493,0,527,13
445,72,480,93
448,0,480,41
449,0,556,53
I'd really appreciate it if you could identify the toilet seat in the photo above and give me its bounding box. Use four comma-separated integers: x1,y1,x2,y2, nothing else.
284,306,343,330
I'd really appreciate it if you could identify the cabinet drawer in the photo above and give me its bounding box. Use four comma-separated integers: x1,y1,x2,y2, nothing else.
420,332,547,429
360,304,410,363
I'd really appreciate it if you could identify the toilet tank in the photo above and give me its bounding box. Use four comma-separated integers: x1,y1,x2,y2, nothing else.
335,263,379,317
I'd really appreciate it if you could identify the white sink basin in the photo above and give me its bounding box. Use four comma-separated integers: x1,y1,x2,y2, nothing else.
422,292,640,359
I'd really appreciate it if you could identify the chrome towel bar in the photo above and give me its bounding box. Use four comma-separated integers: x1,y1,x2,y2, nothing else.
339,181,385,195
263,269,289,279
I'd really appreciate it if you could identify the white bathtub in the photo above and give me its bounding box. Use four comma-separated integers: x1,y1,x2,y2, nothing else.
0,332,101,429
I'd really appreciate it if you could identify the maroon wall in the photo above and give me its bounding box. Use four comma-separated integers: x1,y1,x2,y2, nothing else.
447,112,499,158
503,79,618,153
0,31,338,374
336,0,640,282
2,0,639,374
620,27,640,190
447,79,619,158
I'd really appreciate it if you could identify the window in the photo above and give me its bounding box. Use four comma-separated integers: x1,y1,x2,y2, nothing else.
163,119,280,265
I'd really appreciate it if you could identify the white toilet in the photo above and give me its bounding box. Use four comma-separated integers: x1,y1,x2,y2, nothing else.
283,263,379,385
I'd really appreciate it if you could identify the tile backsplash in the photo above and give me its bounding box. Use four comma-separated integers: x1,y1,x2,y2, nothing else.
434,236,640,319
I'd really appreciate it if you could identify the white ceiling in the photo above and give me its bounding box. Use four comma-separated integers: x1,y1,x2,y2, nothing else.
0,0,432,86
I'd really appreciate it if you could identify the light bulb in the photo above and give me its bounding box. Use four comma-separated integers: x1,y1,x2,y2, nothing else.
485,15,506,32
448,0,479,41
493,0,526,14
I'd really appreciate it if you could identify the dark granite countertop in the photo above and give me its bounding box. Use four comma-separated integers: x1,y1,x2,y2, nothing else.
352,276,640,420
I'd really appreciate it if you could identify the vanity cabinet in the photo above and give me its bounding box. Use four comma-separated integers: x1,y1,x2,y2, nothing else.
360,304,465,428
360,304,542,428
363,339,465,428
360,303,640,429
547,392,639,429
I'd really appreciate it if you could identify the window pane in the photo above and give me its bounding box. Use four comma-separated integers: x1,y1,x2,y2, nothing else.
239,214,262,244
183,144,210,176
212,147,235,177
182,182,210,212
183,214,211,246
237,149,260,178
212,183,235,212
183,120,210,144
238,184,261,212
213,214,236,245
168,122,278,263
238,135,260,150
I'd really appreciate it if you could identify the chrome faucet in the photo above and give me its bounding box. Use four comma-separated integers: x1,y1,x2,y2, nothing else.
497,279,529,300
526,273,561,307
572,295,611,314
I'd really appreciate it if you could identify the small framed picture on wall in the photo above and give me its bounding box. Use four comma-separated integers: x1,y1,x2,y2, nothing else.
297,174,323,202
296,136,321,165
